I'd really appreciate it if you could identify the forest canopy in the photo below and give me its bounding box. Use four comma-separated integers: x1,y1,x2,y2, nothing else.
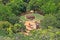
0,0,60,40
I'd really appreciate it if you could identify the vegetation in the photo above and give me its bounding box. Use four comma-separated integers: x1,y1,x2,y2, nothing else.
0,27,60,40
0,0,60,40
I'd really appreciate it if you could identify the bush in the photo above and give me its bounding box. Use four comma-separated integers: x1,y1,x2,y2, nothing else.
11,27,60,40
27,0,43,11
7,15,19,24
0,21,26,36
41,14,57,28
7,0,26,16
27,0,60,15
0,3,11,21
0,21,13,35
1,0,10,5
41,0,57,14
41,13,60,28
29,27,60,40
54,12,60,28
0,27,60,40
12,22,26,33
0,3,19,24
0,36,14,40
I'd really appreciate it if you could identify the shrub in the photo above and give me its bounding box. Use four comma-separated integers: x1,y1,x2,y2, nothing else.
0,3,19,24
7,0,26,16
41,13,60,28
12,22,26,33
0,21,60,40
0,21,13,35
54,11,60,28
27,0,43,11
1,0,10,5
0,36,14,40
41,14,57,28
27,0,59,15
29,27,60,40
0,21,26,36
0,3,11,21
7,15,19,24
41,0,57,14
12,27,60,40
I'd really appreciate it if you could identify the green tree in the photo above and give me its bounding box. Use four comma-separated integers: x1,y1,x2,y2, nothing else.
41,0,57,14
41,14,57,28
0,21,13,35
27,0,43,11
54,10,60,28
7,0,26,16
0,3,19,24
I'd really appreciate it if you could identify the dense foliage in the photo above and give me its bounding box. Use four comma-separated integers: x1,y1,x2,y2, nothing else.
0,0,60,40
41,13,60,28
0,27,60,40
